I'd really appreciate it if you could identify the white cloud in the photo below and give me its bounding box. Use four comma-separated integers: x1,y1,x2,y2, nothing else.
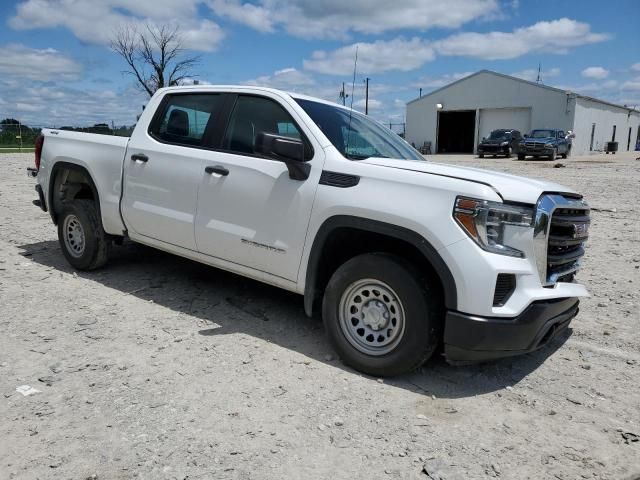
207,0,275,33
0,44,82,81
511,67,560,82
209,0,498,39
304,38,435,75
302,19,607,77
245,68,317,90
10,0,224,51
353,98,383,111
412,72,474,89
581,66,609,79
621,78,640,92
630,63,640,72
0,75,146,126
434,18,609,60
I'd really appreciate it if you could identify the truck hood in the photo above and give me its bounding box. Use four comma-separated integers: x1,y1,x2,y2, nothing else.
362,158,577,204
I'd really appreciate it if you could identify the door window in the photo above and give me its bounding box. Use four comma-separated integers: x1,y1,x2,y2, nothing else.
151,94,223,147
223,95,311,159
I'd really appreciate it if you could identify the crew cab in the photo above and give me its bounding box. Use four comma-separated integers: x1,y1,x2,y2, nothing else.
28,86,591,375
518,129,572,160
477,129,522,158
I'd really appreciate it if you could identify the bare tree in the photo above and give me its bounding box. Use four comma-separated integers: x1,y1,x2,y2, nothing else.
111,24,200,97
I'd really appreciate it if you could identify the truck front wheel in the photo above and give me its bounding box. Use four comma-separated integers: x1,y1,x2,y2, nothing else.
517,153,526,160
57,199,110,270
322,253,441,376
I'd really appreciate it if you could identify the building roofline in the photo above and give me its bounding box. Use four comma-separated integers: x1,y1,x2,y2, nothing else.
407,70,640,114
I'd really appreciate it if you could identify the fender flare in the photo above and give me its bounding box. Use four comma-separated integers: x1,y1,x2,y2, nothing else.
48,161,101,225
303,215,458,316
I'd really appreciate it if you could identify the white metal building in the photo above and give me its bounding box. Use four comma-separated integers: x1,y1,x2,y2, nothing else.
406,70,640,156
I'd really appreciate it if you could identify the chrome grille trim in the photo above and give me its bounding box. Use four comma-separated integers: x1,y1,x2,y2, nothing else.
533,194,590,286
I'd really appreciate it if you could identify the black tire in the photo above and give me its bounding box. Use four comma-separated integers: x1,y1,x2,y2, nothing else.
322,253,442,376
517,153,525,160
479,154,484,158
57,199,110,270
548,149,556,161
561,152,567,159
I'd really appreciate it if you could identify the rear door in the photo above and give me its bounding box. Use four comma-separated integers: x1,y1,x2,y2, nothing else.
194,93,324,282
121,93,225,250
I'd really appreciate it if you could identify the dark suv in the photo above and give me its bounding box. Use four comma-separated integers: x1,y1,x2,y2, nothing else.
518,129,571,160
477,129,522,158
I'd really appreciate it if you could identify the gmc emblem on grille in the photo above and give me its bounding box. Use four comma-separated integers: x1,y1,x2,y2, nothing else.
572,223,589,238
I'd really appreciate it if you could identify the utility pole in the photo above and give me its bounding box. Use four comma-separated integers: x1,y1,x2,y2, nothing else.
536,63,542,84
365,77,370,115
419,88,422,98
339,82,349,106
18,121,23,153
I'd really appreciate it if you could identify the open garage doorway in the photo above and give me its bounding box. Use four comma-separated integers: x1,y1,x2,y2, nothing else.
437,110,476,153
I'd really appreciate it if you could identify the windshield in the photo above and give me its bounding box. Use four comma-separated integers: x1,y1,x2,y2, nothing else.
531,130,555,138
294,98,423,161
488,130,510,140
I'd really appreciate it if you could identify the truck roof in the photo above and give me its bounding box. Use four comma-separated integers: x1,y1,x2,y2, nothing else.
155,85,352,112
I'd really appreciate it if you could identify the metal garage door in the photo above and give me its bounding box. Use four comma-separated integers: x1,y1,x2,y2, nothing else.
478,108,532,144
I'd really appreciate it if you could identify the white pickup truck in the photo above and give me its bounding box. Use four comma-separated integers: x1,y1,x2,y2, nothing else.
28,85,590,375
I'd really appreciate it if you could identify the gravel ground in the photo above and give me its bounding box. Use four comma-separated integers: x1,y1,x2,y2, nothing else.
1,151,639,480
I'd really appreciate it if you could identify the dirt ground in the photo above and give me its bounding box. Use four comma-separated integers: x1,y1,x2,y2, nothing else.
1,151,639,480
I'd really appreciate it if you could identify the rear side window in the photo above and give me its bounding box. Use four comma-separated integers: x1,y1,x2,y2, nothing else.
151,94,223,147
223,95,312,159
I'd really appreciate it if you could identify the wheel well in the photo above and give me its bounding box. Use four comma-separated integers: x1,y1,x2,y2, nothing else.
49,163,100,225
304,217,456,317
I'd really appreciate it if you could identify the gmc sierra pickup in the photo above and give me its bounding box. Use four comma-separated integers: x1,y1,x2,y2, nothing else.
28,86,590,376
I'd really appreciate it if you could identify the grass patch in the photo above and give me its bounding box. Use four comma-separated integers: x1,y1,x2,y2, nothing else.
0,148,35,153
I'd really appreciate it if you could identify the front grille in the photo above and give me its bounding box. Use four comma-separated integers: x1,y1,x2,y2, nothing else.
534,195,590,286
547,207,590,282
525,141,547,150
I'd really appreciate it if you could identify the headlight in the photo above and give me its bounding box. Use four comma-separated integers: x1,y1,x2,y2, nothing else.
453,197,533,258
500,141,509,146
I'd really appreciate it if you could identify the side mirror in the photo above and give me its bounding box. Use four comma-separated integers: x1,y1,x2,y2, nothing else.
482,137,486,141
524,134,529,138
255,132,310,180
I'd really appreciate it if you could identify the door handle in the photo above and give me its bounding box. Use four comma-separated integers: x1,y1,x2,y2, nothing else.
205,165,229,176
131,153,149,162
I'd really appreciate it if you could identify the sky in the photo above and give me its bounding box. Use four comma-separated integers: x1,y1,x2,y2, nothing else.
0,0,638,128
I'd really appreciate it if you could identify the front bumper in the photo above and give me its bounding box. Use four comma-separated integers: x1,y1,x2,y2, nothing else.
444,297,579,363
521,146,554,155
478,145,510,154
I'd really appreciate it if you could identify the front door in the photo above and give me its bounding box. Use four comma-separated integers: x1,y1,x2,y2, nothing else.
194,94,324,281
121,93,225,250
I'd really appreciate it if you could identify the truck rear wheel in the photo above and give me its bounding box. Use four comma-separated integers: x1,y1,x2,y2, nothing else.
57,199,110,270
517,153,525,160
322,253,441,376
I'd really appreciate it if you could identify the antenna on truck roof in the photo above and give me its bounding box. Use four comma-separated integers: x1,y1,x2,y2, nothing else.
346,45,358,156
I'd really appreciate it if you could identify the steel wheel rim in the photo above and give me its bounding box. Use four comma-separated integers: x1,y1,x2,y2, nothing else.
63,214,85,258
338,278,406,356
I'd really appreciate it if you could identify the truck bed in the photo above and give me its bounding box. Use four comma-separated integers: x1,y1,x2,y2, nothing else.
39,129,130,235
